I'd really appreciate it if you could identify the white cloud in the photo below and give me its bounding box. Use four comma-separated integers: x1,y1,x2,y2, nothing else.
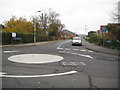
0,0,119,34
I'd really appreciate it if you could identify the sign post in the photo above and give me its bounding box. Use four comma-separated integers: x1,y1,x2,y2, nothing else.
34,24,36,43
12,32,16,44
102,28,107,46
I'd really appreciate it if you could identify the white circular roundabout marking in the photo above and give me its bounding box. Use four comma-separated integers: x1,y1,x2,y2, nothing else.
8,54,63,64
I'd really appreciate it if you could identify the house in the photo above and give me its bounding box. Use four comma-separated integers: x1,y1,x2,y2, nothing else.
97,30,102,36
100,25,108,36
108,23,120,27
61,29,75,39
98,23,120,38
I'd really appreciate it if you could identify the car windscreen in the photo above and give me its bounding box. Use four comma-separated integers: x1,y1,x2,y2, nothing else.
73,37,81,40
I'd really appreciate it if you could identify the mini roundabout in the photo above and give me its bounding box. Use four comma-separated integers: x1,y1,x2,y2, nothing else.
1,54,78,78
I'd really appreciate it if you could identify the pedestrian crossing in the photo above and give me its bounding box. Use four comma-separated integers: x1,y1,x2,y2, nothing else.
57,46,94,53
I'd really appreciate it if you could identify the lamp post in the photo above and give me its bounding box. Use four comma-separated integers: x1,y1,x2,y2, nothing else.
85,25,87,36
34,11,41,43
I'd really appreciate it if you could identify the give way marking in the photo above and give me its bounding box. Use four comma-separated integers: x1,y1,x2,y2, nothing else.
0,71,77,78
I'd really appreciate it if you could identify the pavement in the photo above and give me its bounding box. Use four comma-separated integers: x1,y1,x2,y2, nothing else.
82,39,120,56
1,39,120,56
1,41,56,47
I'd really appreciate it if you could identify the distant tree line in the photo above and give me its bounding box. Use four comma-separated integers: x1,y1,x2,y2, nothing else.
2,9,65,44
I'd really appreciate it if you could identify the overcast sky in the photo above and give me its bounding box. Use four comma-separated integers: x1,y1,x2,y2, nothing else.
0,0,119,34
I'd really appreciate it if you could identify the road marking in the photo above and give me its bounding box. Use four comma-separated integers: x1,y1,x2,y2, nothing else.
81,55,93,59
80,49,86,52
0,71,77,78
62,62,86,66
57,46,63,50
8,54,63,64
88,50,94,52
73,53,93,59
73,49,79,51
4,50,20,53
58,51,94,59
65,48,71,50
0,72,6,75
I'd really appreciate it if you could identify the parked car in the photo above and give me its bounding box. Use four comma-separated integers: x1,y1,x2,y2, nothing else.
72,37,82,46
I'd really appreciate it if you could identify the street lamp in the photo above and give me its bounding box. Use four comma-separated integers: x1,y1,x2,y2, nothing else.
34,11,41,43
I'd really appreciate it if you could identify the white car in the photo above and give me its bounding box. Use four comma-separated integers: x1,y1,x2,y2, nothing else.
72,37,82,46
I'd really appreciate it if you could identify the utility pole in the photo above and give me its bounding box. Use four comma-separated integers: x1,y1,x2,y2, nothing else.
85,25,87,36
34,11,41,43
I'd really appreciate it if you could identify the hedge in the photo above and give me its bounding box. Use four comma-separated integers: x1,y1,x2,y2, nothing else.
2,32,52,45
2,32,13,45
87,35,120,50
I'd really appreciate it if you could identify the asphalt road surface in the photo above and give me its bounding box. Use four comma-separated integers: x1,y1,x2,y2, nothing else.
1,40,118,88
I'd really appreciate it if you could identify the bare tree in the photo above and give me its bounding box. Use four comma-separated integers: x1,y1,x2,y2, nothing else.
118,1,120,23
113,1,120,23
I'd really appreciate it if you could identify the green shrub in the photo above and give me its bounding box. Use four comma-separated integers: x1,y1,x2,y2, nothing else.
104,39,120,50
87,33,103,46
2,32,34,45
17,33,34,43
2,32,53,45
2,32,12,45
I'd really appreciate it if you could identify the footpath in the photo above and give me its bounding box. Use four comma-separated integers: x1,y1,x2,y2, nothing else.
82,39,120,56
0,40,58,48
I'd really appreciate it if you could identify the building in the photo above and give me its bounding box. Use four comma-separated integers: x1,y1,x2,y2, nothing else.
100,25,107,36
61,29,75,39
97,30,102,36
88,31,97,37
108,23,120,25
98,23,120,37
108,23,120,28
100,25,107,31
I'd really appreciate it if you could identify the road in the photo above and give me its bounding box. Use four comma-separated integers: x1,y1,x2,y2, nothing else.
1,40,118,88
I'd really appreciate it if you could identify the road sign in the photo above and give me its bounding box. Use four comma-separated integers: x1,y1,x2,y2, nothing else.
34,28,36,31
12,32,16,38
102,28,107,32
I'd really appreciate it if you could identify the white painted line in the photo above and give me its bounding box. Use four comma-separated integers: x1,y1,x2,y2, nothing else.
58,51,94,59
88,50,94,52
81,55,93,59
4,50,20,53
73,49,79,51
57,46,61,49
57,46,63,50
79,62,86,66
0,71,77,78
65,48,71,50
58,48,63,50
62,62,86,66
69,52,93,59
80,49,86,52
58,51,65,53
0,72,6,75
